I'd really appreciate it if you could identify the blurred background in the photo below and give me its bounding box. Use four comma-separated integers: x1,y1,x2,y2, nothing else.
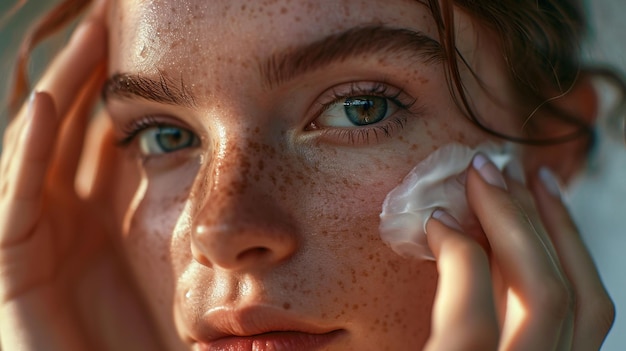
570,1,626,349
0,0,625,349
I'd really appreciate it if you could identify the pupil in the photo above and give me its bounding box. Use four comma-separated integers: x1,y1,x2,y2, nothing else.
157,127,190,151
344,96,387,125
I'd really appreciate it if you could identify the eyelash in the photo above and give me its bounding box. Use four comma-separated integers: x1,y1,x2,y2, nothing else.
117,115,161,147
309,82,419,144
116,115,198,152
115,82,419,152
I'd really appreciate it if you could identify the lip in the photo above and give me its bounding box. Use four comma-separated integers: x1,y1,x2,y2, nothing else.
195,330,344,351
189,305,345,351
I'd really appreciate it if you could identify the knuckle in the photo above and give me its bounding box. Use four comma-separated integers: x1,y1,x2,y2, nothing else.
495,199,533,228
584,292,616,336
532,276,573,320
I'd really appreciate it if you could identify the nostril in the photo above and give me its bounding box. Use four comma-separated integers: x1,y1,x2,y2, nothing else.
236,247,271,263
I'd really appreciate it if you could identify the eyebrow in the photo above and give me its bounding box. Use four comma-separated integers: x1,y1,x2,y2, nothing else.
102,26,443,107
102,70,197,108
260,25,444,88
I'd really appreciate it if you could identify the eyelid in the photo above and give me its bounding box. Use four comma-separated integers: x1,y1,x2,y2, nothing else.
116,114,197,147
111,116,202,167
311,81,417,120
302,80,421,145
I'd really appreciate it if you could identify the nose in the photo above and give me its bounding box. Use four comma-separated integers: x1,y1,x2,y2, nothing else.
190,141,298,272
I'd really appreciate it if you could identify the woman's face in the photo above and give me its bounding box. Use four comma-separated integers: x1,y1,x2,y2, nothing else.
105,0,517,349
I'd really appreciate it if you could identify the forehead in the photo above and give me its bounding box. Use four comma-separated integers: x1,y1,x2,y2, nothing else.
108,0,437,76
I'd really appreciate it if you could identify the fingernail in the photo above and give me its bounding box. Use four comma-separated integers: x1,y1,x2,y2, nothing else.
430,209,463,232
505,158,526,184
539,167,562,198
472,153,507,190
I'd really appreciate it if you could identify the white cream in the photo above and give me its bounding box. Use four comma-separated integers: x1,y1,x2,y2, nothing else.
379,143,513,260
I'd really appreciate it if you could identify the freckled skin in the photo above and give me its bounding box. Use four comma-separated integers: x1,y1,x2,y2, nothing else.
106,0,520,350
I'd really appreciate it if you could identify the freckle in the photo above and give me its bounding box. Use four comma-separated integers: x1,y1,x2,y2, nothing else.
283,302,291,310
280,7,288,14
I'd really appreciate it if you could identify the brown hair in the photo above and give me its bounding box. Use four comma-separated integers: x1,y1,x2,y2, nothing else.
6,0,620,144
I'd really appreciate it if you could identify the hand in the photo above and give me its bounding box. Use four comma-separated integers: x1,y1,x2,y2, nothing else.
0,4,161,350
423,154,615,350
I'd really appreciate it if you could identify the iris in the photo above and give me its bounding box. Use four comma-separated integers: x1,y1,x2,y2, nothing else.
343,96,388,125
139,126,196,154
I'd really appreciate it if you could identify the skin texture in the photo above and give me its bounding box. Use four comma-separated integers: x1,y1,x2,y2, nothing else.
0,0,615,350
104,0,516,349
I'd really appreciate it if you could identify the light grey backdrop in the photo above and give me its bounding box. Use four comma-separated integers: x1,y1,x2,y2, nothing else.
572,1,626,350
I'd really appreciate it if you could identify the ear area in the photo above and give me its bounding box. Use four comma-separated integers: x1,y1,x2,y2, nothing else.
521,74,599,185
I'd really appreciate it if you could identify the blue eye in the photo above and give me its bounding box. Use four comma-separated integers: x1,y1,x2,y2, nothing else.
316,95,398,128
344,96,388,125
138,126,198,155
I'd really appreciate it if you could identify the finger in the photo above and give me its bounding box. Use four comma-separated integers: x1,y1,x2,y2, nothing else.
81,111,119,202
503,163,575,350
2,1,107,176
532,167,615,350
34,14,107,122
424,210,499,351
1,92,59,244
1,111,31,177
1,13,107,186
48,63,107,189
10,93,59,201
504,160,562,268
467,154,570,350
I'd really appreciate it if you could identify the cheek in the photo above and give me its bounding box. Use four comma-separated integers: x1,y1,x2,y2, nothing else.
269,152,437,343
124,197,182,298
112,162,196,331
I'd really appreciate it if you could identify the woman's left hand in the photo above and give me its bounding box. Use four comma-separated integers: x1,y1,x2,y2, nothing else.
423,154,615,351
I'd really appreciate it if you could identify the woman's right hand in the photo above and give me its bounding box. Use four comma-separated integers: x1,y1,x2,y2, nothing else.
423,156,615,350
0,3,162,350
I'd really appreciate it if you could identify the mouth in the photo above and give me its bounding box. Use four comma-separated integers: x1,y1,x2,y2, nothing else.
195,330,345,351
189,305,346,351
